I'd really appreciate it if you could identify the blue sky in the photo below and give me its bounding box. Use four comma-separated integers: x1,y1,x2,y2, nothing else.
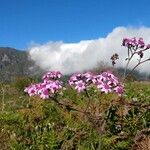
0,0,150,50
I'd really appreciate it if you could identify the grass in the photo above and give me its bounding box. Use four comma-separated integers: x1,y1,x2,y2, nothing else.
0,81,150,150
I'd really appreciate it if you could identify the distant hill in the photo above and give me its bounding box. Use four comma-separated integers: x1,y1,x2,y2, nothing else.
0,47,42,82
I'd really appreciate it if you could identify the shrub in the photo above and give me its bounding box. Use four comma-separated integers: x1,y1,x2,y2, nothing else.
12,77,33,92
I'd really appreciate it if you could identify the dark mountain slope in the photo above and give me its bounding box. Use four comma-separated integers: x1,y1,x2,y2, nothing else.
0,47,37,82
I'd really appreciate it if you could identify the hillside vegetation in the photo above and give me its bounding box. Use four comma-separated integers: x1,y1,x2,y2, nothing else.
0,81,149,150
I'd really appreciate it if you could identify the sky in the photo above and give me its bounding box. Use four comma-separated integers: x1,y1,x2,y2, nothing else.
1,0,150,50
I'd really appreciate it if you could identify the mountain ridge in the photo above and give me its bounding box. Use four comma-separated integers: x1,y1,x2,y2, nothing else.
0,47,42,82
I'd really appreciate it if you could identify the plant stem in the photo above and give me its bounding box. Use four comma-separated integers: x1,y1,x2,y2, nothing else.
50,96,84,113
1,87,5,111
123,52,135,81
126,58,150,77
84,89,91,113
123,46,150,81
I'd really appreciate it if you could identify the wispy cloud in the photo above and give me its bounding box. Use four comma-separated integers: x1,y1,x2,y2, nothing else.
28,26,150,74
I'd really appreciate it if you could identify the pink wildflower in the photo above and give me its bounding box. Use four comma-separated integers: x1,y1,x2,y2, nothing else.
24,71,63,99
75,80,86,92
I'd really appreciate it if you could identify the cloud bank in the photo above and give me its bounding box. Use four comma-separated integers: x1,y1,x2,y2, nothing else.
28,26,150,74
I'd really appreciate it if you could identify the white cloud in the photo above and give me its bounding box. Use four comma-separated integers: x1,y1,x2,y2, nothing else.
28,26,150,74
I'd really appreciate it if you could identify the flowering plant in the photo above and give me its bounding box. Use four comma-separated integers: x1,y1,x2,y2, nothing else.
23,38,150,149
110,37,150,81
24,71,62,99
25,70,124,100
22,37,150,149
122,37,150,79
69,71,123,95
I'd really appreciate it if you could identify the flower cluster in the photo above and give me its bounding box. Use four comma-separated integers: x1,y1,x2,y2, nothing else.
95,71,124,95
42,71,62,81
69,71,124,95
25,70,124,99
24,71,62,99
69,72,95,92
122,37,150,49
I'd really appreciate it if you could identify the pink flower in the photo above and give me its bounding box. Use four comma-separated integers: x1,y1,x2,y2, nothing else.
75,80,86,92
46,80,62,93
93,71,123,95
107,77,119,86
138,38,145,48
24,84,37,96
114,85,124,95
97,83,112,93
69,75,78,85
122,38,129,46
131,37,138,46
91,75,97,84
42,71,62,81
40,89,49,99
122,37,147,49
69,71,124,95
83,72,94,82
69,72,94,92
24,71,63,99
